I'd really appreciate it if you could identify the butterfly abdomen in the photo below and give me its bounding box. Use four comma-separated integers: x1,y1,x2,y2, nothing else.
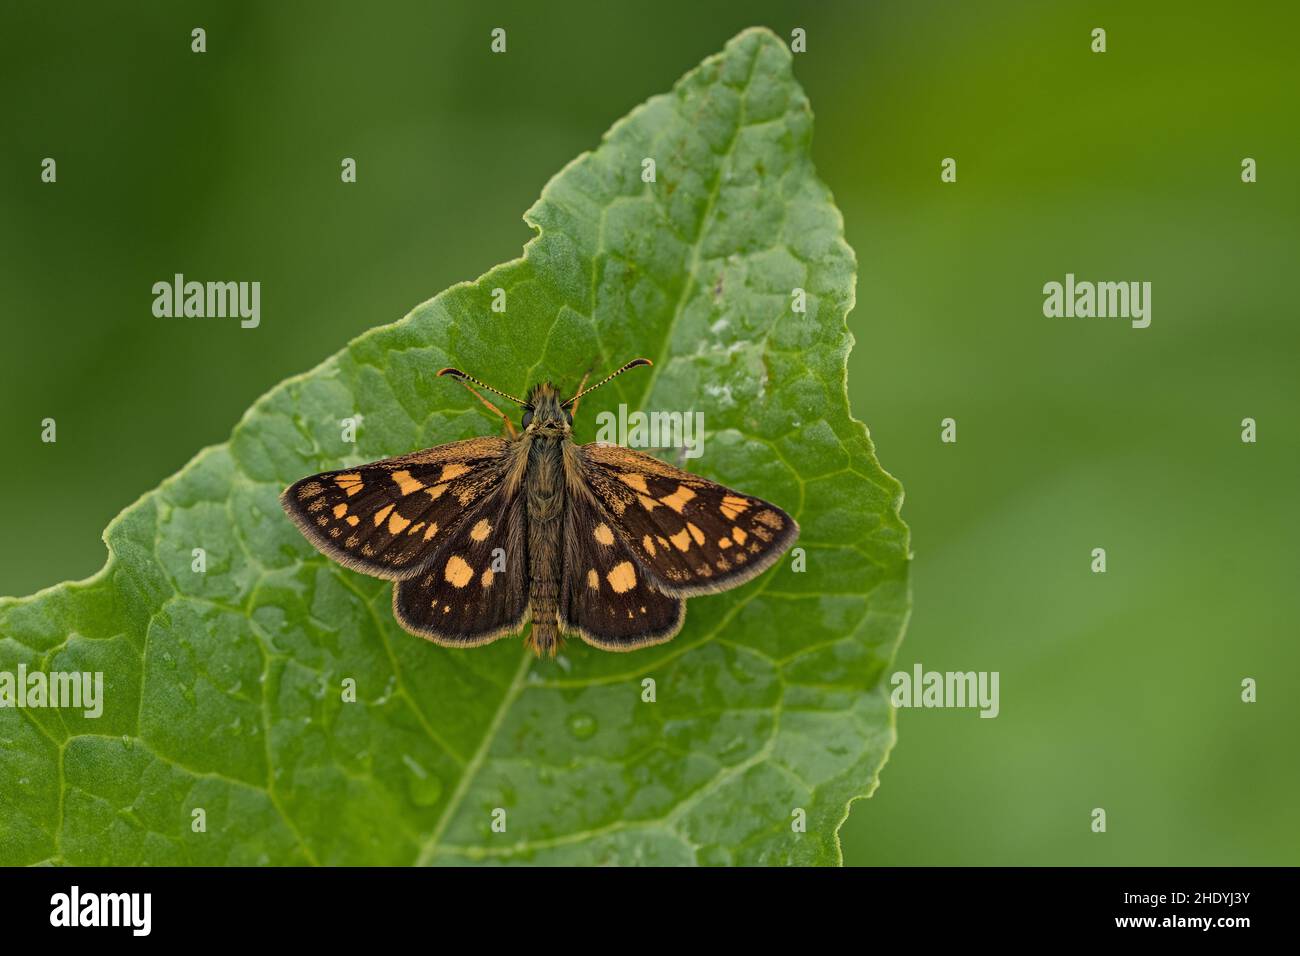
525,436,565,656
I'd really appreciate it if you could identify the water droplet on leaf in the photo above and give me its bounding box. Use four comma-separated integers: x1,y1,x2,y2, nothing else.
568,713,598,740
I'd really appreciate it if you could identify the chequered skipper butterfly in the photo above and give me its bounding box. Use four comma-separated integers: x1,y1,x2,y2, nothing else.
281,360,798,656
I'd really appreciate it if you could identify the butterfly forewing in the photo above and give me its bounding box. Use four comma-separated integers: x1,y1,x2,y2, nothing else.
281,436,513,580
576,443,799,597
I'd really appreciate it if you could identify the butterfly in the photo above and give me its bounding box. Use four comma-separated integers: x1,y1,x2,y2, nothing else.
280,359,798,656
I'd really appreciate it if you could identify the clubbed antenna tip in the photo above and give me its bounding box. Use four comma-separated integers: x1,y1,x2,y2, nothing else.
437,367,530,408
562,358,653,408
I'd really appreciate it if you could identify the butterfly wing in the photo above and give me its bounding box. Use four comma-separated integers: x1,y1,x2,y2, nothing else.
392,491,529,646
560,489,685,651
576,442,799,597
280,436,516,581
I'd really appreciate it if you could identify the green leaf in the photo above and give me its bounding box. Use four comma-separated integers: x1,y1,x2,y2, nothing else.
0,27,908,866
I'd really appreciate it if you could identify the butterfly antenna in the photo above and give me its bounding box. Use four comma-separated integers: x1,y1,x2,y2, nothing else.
437,367,531,408
561,358,652,409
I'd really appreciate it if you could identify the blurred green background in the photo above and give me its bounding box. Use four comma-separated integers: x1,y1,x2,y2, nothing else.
2,1,1296,865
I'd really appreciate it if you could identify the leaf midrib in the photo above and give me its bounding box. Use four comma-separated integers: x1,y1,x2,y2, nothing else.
414,649,532,865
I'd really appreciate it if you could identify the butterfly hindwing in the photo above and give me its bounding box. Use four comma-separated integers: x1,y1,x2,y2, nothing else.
280,436,514,580
577,442,799,596
560,491,685,651
392,490,529,646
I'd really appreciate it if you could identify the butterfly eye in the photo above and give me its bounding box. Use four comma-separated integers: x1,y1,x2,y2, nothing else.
521,410,534,428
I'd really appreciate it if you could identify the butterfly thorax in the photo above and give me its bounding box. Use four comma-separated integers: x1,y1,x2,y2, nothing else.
521,383,571,655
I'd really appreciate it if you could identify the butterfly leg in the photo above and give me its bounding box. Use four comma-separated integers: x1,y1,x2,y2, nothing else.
450,378,518,438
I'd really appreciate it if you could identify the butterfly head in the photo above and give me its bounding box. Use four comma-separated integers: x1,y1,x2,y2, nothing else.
522,383,571,435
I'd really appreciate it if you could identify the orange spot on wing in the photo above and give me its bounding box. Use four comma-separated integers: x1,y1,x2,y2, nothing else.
373,504,394,526
720,495,749,520
670,529,691,552
470,519,492,542
388,512,411,534
686,522,704,545
332,503,348,519
335,473,364,497
444,555,473,588
618,473,650,494
440,463,471,481
594,523,614,546
391,469,425,495
660,485,696,513
606,561,636,594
